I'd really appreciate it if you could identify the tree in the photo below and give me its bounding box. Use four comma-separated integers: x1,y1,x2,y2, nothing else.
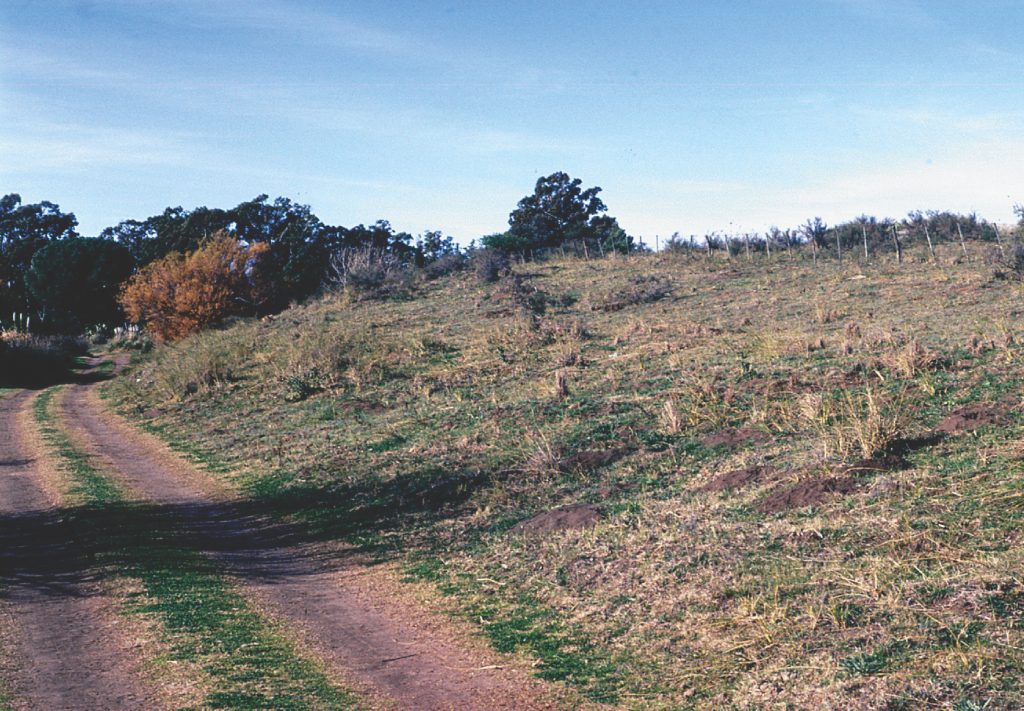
416,230,460,265
800,217,828,249
493,172,616,254
99,205,234,268
119,233,268,342
26,238,134,332
0,194,78,328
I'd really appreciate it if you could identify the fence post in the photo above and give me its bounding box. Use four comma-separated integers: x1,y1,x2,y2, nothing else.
924,224,936,261
891,225,903,264
956,222,968,260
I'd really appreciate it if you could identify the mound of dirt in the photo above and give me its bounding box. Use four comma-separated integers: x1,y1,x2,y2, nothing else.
701,428,770,449
510,503,602,535
759,476,862,514
559,447,629,473
699,465,776,493
935,403,1010,435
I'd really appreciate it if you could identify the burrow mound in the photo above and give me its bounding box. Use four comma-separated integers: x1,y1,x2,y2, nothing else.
559,447,630,474
700,427,770,449
935,403,1012,435
510,503,602,535
699,465,777,493
759,476,862,514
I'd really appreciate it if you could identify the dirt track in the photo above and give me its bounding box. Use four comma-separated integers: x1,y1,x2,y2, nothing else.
0,390,165,710
52,378,568,710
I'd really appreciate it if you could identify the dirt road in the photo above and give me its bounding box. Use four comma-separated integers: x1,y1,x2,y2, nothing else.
0,390,165,710
52,378,570,710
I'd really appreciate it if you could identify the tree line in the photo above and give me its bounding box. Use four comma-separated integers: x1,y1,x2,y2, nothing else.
2,174,1022,341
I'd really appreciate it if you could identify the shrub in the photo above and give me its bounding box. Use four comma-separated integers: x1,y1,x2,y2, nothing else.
119,233,268,342
422,253,467,280
590,275,672,312
472,248,510,283
0,332,87,386
328,247,411,299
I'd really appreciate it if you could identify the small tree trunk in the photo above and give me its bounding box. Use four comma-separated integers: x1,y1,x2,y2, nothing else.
582,240,590,261
705,235,712,259
835,228,842,264
891,225,903,264
765,233,771,259
744,233,751,261
924,224,936,261
861,223,869,261
956,222,968,260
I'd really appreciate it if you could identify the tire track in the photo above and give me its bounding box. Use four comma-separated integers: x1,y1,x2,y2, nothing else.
0,390,165,711
61,382,575,711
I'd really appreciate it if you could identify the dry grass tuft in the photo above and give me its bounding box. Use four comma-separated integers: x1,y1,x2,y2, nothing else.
881,338,938,379
799,386,908,460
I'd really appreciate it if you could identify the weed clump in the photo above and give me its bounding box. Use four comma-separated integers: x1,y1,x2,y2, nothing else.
472,248,510,283
422,253,467,280
329,247,412,299
590,274,672,312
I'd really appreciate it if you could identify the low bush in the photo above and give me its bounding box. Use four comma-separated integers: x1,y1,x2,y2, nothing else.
329,247,412,299
0,332,88,386
472,249,510,283
423,253,467,280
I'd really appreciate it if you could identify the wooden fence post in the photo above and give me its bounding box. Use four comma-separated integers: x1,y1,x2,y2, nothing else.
891,225,903,264
956,222,968,260
924,224,936,261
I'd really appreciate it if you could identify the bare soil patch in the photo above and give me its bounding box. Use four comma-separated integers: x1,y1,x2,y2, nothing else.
558,447,630,474
759,476,862,514
510,503,603,535
699,465,777,493
701,427,770,449
935,403,1011,435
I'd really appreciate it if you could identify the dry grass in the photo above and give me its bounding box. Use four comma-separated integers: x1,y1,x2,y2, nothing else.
110,246,1024,709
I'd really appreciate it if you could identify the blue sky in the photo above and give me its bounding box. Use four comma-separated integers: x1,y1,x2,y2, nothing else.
2,1,1022,242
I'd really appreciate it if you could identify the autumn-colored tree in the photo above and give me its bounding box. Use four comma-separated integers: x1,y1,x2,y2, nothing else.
119,232,268,342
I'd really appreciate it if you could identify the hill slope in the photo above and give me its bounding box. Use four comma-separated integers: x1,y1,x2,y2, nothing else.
108,250,1024,708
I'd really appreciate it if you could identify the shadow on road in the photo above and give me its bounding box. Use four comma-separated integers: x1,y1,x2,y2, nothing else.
0,465,490,597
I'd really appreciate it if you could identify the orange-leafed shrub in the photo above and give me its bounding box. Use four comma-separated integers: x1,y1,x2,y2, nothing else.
120,232,268,342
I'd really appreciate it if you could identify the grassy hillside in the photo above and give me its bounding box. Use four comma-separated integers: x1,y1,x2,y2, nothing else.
107,249,1024,709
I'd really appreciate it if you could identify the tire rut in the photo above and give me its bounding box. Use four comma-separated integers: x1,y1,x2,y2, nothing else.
61,383,574,711
0,390,167,711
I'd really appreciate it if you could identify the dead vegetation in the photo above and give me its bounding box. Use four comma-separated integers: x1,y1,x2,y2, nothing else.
112,246,1024,709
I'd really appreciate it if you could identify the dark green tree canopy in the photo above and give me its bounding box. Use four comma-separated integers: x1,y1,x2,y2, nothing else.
1,194,79,323
26,237,134,332
507,172,608,250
